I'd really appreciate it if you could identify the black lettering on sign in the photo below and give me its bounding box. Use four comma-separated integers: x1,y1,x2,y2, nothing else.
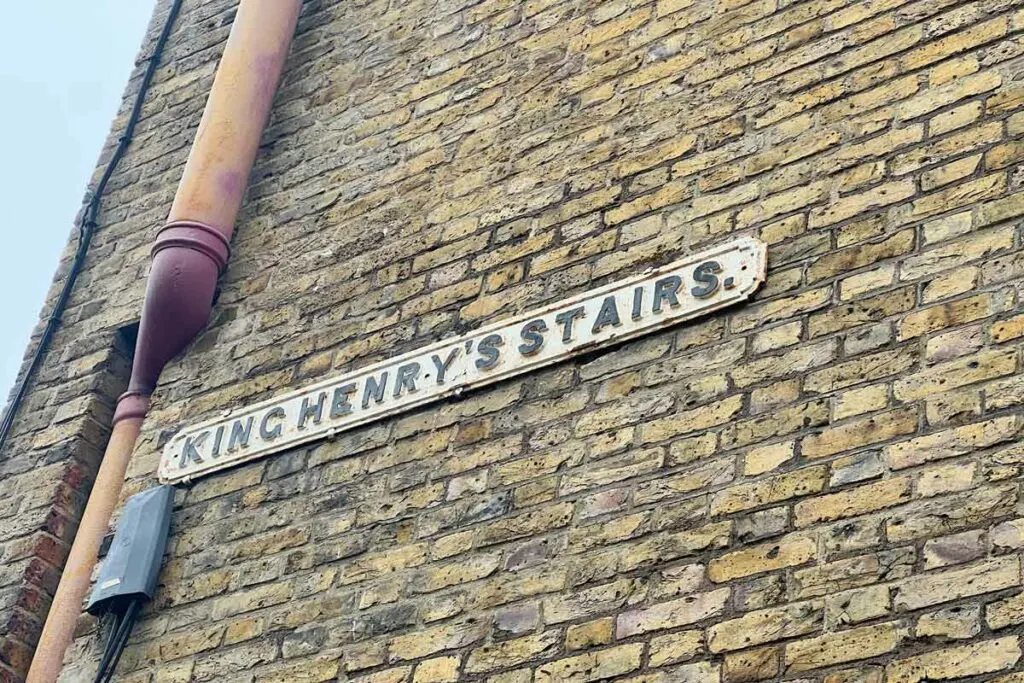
260,407,285,440
691,260,722,298
632,286,644,321
476,334,504,370
211,424,226,458
653,276,681,313
363,372,389,409
519,319,547,356
394,363,421,398
228,416,255,452
554,306,586,343
431,348,459,385
592,296,622,334
330,384,357,418
179,431,208,468
298,392,327,429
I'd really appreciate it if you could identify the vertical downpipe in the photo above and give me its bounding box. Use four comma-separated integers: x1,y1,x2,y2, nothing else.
27,2,303,681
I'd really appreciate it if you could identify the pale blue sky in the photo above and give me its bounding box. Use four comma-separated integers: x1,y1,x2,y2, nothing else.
0,1,157,401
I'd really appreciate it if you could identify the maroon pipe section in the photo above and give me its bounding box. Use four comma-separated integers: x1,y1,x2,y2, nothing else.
114,221,230,421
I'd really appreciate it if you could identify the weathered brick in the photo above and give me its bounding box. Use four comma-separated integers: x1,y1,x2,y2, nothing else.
922,529,985,569
810,286,916,338
648,630,703,667
987,592,1024,630
785,622,907,672
535,644,644,682
565,618,614,651
709,535,816,583
806,346,918,394
616,589,730,637
794,478,912,527
464,631,561,673
709,601,822,653
893,557,1021,611
898,293,1003,341
723,647,779,683
711,466,826,516
825,584,890,628
884,416,1019,470
917,605,981,640
894,349,1017,401
886,637,1021,683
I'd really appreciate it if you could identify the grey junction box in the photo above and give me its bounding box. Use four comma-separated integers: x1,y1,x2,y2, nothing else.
87,485,175,615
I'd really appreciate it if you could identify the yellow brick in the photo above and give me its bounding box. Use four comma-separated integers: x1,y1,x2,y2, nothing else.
904,173,1007,224
801,408,917,460
786,622,906,672
809,180,915,229
922,154,982,191
894,349,1017,401
723,647,780,683
809,229,914,283
731,287,832,333
742,441,796,477
414,657,461,683
735,182,829,228
709,601,822,654
884,416,1019,470
648,629,703,667
979,190,1024,227
922,266,979,305
887,638,1021,683
987,592,1024,630
565,618,614,651
929,55,980,87
897,293,1001,341
639,395,744,444
899,71,1002,120
839,265,896,300
906,16,1007,71
986,140,1024,171
535,644,644,682
465,631,560,673
713,464,824,514
894,557,1020,611
751,322,802,355
991,314,1024,343
256,658,341,683
917,461,976,497
794,477,912,527
709,535,816,583
834,384,889,420
929,101,982,136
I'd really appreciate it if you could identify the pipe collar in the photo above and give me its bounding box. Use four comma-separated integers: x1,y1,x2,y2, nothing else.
113,392,151,424
153,221,232,273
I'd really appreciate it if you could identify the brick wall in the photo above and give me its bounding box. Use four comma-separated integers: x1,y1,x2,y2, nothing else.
8,0,1024,680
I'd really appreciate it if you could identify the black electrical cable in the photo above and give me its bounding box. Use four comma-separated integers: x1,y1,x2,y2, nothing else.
93,599,139,683
102,602,139,683
92,611,124,682
0,0,185,451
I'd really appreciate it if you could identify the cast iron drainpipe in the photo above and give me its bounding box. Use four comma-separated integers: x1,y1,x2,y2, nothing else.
27,2,302,680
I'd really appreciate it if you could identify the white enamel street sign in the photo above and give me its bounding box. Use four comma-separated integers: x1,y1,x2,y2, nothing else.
159,236,767,484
